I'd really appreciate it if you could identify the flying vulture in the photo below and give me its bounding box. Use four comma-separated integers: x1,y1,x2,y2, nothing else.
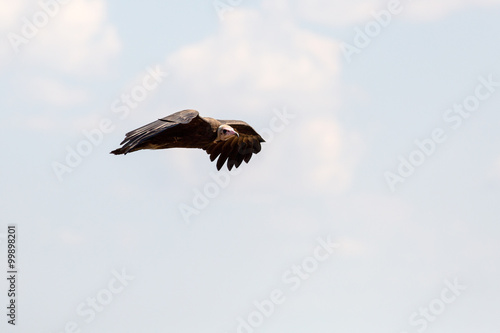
110,109,265,170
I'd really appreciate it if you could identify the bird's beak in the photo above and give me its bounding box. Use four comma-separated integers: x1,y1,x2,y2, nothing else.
228,128,239,138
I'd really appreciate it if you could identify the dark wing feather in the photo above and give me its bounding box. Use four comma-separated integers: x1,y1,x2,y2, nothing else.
216,138,238,170
111,110,214,155
226,146,240,170
203,120,265,171
207,142,225,162
243,153,252,163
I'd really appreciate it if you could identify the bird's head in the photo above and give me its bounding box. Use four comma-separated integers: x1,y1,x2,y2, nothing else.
216,125,239,142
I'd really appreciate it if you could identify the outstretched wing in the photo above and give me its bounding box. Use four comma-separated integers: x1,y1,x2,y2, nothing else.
204,120,265,171
111,109,213,154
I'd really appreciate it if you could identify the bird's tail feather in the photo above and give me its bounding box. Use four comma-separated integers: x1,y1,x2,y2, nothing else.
110,147,127,155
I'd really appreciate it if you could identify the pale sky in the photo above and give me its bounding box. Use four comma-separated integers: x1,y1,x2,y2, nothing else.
1,0,500,332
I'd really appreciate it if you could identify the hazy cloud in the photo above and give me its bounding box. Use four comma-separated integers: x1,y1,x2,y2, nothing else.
293,0,500,25
11,0,121,76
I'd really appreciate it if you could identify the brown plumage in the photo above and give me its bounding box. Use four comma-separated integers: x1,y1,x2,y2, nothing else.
110,109,265,170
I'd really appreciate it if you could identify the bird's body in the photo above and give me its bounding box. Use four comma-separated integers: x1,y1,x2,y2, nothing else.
111,109,265,170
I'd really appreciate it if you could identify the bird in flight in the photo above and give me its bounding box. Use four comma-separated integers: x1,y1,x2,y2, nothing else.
111,109,265,170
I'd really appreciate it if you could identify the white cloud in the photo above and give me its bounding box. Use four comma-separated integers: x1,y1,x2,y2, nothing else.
28,77,88,107
166,9,341,113
0,0,27,71
298,117,364,193
0,0,26,30
8,0,120,76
